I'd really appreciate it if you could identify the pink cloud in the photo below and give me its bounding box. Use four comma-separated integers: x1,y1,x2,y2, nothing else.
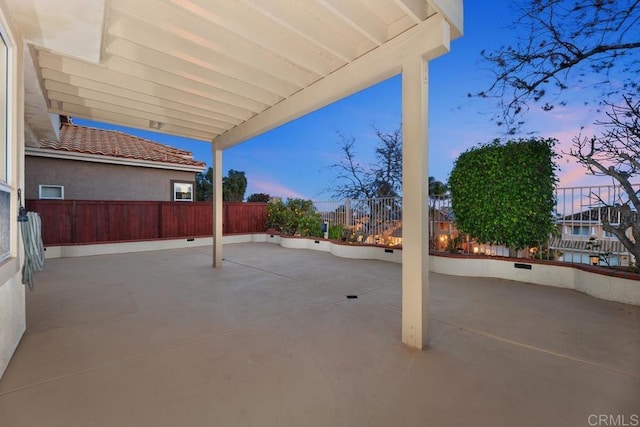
248,176,306,199
557,162,595,187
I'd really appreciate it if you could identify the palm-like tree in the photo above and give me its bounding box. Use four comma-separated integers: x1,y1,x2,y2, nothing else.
429,177,448,199
428,177,449,250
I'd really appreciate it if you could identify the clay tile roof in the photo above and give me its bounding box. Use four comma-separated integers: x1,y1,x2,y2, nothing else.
39,124,206,169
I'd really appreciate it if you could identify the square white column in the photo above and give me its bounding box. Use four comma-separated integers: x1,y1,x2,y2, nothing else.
212,143,223,268
401,56,430,349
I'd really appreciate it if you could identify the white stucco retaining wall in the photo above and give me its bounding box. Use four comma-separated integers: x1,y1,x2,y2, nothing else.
429,255,639,306
428,255,575,290
42,234,638,306
44,237,215,259
43,234,404,263
279,236,402,263
573,268,640,305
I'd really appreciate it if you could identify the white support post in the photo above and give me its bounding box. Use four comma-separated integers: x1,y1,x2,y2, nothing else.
401,56,429,349
212,143,223,268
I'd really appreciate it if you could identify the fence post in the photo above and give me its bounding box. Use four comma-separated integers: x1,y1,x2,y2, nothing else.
345,198,351,228
158,202,163,239
71,200,77,244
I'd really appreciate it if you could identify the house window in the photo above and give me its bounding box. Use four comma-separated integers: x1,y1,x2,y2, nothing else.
0,31,9,263
173,182,193,202
39,185,64,200
0,188,9,263
0,31,6,184
571,225,591,236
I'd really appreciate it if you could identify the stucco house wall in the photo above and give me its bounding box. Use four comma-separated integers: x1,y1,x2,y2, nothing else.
23,122,205,202
26,156,196,201
0,0,26,381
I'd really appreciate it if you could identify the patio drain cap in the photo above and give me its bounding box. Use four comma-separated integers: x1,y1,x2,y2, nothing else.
346,295,358,299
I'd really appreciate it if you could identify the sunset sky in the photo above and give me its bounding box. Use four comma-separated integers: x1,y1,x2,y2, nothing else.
74,0,627,200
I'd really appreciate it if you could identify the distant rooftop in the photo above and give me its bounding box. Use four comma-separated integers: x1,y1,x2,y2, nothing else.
38,123,206,169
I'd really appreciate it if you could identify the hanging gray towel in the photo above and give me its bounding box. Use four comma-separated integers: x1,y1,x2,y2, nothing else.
21,211,45,291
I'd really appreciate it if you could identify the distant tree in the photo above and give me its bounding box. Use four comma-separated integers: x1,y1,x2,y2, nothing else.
428,176,449,248
449,138,559,256
569,97,640,268
329,127,402,199
195,167,213,201
428,177,448,200
223,170,247,202
371,127,402,198
247,193,271,202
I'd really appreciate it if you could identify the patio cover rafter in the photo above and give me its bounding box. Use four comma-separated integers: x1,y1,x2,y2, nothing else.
8,0,462,145
214,14,451,149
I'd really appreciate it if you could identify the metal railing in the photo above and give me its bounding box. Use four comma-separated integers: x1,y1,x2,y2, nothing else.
312,184,638,267
314,197,403,245
550,184,638,267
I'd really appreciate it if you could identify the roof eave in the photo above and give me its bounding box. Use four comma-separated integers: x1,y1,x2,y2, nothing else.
25,147,206,173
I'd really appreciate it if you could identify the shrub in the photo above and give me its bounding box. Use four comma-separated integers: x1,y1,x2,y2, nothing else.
266,198,323,238
297,212,323,237
529,246,563,261
266,199,283,230
341,229,369,244
449,138,559,254
328,224,344,240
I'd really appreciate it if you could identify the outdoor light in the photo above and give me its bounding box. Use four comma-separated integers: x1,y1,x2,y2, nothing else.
589,255,599,266
473,247,479,254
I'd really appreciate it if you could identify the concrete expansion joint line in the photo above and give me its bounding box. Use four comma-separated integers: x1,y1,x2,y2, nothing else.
0,323,229,398
2,275,350,397
223,258,351,299
368,352,418,425
431,318,640,381
355,281,401,297
1,257,365,397
0,295,344,398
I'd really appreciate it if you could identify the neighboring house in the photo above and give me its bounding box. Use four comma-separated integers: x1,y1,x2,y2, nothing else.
550,207,634,266
555,206,635,243
430,207,461,251
25,122,206,201
557,207,619,240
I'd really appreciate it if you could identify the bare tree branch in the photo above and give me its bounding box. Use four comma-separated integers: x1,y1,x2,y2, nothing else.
568,96,640,267
327,127,403,199
478,0,640,131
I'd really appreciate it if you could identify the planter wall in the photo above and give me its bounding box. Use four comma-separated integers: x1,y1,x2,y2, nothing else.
430,254,639,306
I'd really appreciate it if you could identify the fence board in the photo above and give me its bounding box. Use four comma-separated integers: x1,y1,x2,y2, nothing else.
223,202,267,234
161,202,213,238
26,200,74,244
26,200,267,245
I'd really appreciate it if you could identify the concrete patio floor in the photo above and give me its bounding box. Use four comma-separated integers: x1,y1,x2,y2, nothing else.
0,242,638,426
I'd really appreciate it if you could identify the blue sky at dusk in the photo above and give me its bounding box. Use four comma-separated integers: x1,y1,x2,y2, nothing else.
74,0,620,200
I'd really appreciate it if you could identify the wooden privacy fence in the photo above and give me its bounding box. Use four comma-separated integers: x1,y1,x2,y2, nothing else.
25,200,268,246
